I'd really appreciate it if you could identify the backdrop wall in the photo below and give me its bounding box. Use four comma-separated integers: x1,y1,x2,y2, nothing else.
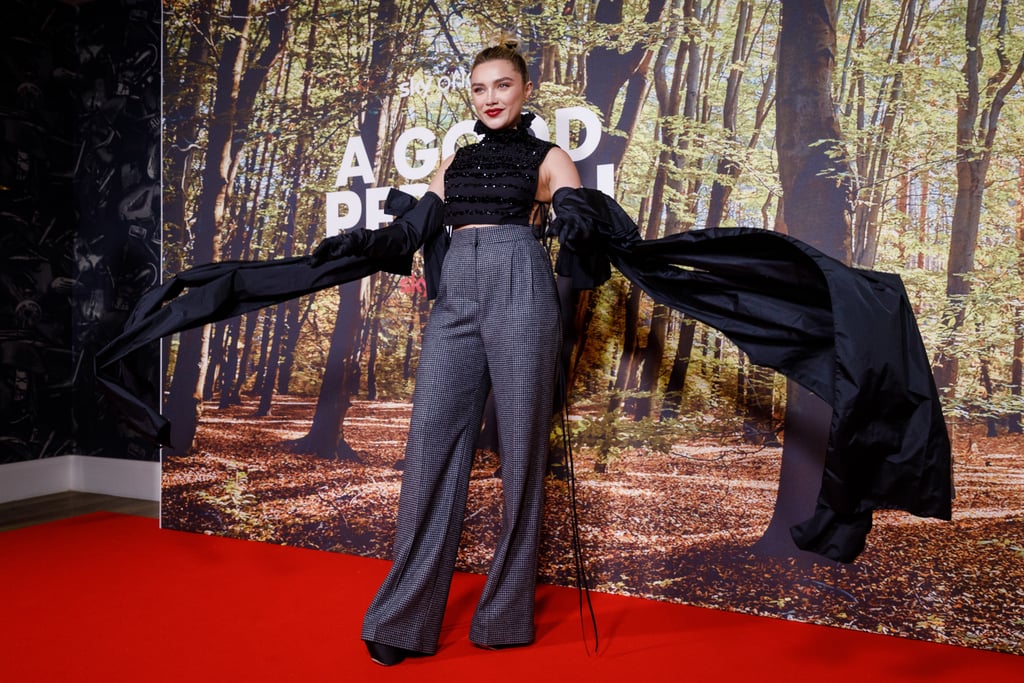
158,0,1023,655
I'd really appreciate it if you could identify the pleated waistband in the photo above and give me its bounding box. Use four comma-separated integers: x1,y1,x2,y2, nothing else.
449,223,541,247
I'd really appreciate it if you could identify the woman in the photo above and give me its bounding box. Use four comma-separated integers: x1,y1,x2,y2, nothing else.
317,42,582,665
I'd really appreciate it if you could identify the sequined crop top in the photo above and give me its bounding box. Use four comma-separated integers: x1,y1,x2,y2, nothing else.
444,112,556,227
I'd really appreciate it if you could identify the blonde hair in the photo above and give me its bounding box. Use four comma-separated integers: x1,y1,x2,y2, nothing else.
471,38,529,84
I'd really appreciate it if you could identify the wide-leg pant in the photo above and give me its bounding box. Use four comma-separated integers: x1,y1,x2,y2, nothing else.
361,224,562,653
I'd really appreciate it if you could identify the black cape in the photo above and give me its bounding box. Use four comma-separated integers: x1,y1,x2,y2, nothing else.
97,194,952,563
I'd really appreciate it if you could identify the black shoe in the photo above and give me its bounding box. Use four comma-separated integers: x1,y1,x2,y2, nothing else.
363,640,426,666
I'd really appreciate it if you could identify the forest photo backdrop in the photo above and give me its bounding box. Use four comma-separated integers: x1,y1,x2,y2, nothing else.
159,0,1023,654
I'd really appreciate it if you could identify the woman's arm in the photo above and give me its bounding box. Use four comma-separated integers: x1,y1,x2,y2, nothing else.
309,158,451,265
427,155,453,200
538,146,581,201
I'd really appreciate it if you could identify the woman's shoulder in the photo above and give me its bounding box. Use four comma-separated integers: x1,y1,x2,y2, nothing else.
538,145,581,199
540,145,577,175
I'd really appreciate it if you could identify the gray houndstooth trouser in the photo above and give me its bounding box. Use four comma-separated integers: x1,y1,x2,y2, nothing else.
361,223,562,653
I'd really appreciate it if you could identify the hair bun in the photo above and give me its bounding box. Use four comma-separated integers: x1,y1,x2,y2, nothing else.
471,39,530,81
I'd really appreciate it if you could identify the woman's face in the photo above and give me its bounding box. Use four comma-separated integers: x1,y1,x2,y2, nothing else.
470,58,533,131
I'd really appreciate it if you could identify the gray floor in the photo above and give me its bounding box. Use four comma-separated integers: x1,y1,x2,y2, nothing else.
0,491,159,532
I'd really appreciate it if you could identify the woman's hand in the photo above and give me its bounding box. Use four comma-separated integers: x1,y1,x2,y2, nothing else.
309,230,369,266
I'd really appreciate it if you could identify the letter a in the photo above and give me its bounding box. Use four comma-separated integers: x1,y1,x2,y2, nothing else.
335,136,376,186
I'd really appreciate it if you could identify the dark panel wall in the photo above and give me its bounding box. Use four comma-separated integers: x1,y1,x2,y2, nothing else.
0,0,160,464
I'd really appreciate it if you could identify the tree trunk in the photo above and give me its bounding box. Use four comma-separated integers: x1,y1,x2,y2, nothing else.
366,277,390,401
233,311,260,399
1010,157,1024,434
585,0,668,148
289,0,403,459
218,317,243,409
218,96,280,408
403,286,428,382
706,0,753,227
163,4,211,278
165,0,253,455
276,7,324,397
216,145,260,408
742,365,779,445
256,303,287,416
917,168,930,270
252,309,274,397
754,0,854,563
852,0,919,268
647,0,705,418
933,0,1024,394
569,289,597,384
164,1,289,454
202,321,226,400
635,308,668,417
775,1,852,253
228,64,283,406
609,286,641,412
660,318,695,419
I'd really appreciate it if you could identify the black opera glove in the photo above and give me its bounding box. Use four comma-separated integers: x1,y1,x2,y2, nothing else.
310,230,368,265
549,186,613,251
548,211,592,253
308,188,442,267
550,186,616,289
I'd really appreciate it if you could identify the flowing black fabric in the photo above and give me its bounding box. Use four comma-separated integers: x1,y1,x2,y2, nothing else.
96,253,408,367
98,189,445,367
570,192,952,562
93,252,410,444
96,190,446,441
97,189,952,562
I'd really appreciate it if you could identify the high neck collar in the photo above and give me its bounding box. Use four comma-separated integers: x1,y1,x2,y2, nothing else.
474,111,536,140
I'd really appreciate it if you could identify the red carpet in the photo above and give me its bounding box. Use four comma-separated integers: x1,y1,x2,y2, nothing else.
2,513,1020,682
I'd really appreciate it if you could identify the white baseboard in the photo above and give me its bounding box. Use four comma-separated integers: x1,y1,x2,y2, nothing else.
0,456,160,504
0,457,73,503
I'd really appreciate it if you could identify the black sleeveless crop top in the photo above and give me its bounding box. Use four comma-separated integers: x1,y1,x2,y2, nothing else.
444,112,557,227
